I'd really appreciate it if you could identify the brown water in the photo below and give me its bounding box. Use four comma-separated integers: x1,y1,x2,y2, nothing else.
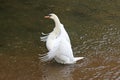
0,0,120,80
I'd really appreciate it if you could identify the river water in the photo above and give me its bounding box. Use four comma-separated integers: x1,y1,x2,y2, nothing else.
0,0,120,80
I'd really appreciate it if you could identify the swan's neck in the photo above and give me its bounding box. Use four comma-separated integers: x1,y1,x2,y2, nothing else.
53,17,61,36
54,17,61,27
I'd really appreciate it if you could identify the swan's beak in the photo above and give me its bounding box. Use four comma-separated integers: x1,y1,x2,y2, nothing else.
44,16,50,19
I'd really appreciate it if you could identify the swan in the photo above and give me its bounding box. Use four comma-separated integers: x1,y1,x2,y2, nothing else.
40,13,84,64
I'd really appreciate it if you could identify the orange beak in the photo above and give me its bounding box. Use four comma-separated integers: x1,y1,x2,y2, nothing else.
44,16,50,19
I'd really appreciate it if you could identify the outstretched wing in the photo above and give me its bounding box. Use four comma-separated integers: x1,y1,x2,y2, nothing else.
40,32,61,62
40,44,59,61
40,36,48,42
40,32,49,42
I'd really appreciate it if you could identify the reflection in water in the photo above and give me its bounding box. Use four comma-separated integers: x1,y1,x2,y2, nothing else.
41,63,73,80
41,62,84,80
0,0,120,80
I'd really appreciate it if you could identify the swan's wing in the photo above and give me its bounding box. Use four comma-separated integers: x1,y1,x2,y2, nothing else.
41,32,49,36
40,40,60,61
40,32,50,42
40,44,59,61
40,36,48,42
60,24,71,43
40,33,61,62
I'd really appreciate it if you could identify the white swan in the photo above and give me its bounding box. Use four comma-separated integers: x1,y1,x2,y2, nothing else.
40,13,84,64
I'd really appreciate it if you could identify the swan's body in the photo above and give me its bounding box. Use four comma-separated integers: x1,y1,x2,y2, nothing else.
40,13,84,64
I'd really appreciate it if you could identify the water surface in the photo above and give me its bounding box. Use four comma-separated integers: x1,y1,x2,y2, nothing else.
0,0,120,80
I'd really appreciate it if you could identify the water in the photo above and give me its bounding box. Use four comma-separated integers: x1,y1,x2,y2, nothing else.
0,0,120,80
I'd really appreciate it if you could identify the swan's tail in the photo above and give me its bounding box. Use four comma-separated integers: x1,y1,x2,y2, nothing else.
74,57,84,61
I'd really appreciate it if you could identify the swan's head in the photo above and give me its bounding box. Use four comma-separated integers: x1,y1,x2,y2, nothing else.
44,13,58,20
